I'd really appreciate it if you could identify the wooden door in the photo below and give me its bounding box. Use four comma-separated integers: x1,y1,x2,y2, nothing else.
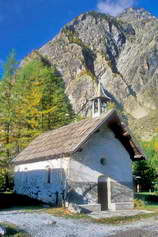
98,176,108,211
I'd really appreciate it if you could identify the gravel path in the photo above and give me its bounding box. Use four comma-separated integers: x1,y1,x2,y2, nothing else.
0,210,158,237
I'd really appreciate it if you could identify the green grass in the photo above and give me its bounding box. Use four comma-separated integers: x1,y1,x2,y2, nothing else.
95,212,158,225
141,202,158,211
1,192,158,226
134,192,158,211
43,206,158,225
2,205,158,226
0,222,30,237
43,207,91,220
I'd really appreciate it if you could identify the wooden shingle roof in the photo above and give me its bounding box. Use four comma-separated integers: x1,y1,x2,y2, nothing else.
12,110,146,165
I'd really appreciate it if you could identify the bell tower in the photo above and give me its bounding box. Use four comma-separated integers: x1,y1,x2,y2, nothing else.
90,81,111,118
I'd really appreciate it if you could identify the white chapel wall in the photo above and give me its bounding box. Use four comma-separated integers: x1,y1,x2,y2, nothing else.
70,124,132,183
68,124,133,207
14,157,70,204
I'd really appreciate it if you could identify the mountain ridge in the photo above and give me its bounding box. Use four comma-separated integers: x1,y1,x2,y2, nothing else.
23,8,158,140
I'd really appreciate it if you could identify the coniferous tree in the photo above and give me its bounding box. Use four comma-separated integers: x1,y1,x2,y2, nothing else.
13,59,74,152
40,65,74,130
0,54,74,163
0,50,18,164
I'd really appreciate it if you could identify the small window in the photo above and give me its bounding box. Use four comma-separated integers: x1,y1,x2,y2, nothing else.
47,168,51,184
94,100,98,113
100,158,106,166
24,168,28,183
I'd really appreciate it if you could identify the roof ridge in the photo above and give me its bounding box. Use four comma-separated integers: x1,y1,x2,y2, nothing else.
37,110,114,137
12,109,145,165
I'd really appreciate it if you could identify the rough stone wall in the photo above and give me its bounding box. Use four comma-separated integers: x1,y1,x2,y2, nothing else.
14,158,70,205
67,182,98,204
69,124,133,207
111,180,134,203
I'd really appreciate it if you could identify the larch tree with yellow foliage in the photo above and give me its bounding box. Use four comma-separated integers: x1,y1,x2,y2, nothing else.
13,59,74,154
0,54,74,169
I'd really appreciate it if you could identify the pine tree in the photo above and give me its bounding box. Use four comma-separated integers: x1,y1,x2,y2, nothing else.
40,65,74,130
0,50,18,164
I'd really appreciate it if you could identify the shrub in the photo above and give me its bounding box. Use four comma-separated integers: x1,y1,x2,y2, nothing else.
133,160,157,191
135,193,158,203
134,199,145,209
0,168,14,192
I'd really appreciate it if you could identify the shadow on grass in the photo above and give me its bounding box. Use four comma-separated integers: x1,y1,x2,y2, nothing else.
0,192,44,211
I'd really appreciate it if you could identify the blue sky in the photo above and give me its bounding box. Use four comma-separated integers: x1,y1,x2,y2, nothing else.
0,0,158,70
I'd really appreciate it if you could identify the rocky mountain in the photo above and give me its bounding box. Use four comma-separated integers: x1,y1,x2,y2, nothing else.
24,8,158,140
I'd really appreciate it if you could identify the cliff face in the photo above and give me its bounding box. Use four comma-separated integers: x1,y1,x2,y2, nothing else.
25,8,158,139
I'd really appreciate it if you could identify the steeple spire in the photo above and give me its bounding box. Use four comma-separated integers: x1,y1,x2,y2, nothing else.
90,81,111,118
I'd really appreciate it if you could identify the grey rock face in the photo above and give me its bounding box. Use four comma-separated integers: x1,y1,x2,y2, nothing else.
25,9,158,138
38,12,136,116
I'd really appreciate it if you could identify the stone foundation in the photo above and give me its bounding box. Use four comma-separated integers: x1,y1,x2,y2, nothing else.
67,182,98,204
115,202,134,210
111,181,134,203
110,180,134,210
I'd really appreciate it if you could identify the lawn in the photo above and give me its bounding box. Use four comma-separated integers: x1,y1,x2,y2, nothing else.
43,192,158,224
135,192,158,210
1,192,158,226
44,207,92,219
0,222,30,237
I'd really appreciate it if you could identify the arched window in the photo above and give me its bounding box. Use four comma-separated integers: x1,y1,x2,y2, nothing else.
100,158,106,166
24,168,28,184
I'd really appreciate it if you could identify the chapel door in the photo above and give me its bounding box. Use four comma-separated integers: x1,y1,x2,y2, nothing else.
98,175,108,211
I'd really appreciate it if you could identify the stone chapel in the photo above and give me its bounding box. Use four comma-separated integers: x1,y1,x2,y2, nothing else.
13,82,145,212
